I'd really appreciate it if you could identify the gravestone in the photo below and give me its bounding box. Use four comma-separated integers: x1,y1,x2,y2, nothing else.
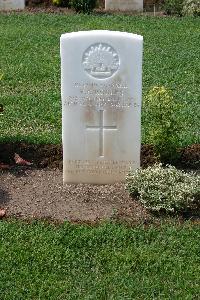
0,0,25,10
60,30,143,184
105,0,143,11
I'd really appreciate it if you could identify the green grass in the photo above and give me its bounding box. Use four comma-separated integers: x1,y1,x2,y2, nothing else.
1,14,199,299
0,13,199,145
0,220,199,299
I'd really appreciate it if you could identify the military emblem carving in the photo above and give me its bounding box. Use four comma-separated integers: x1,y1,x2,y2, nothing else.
82,43,120,79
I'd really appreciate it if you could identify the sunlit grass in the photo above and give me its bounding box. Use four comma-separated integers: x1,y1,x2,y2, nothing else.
0,13,199,145
0,220,199,299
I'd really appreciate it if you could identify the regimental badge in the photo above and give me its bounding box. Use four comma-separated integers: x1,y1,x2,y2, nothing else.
82,43,120,79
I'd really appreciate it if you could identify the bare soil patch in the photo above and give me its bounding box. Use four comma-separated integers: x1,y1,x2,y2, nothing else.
1,168,150,223
0,143,199,224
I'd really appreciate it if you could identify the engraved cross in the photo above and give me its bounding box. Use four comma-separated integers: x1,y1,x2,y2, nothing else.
86,109,117,157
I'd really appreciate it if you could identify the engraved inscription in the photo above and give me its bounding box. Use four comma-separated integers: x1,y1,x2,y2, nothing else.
64,95,137,109
65,160,135,175
86,110,117,157
82,43,120,79
63,82,140,109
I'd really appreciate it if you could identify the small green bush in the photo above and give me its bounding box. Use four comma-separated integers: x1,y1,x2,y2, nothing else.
70,0,97,13
163,0,184,15
143,86,180,163
182,0,200,15
126,164,200,213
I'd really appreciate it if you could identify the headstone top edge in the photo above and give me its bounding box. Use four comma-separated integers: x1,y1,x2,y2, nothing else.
60,30,143,41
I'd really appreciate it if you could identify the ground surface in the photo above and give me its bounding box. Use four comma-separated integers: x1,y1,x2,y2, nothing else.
0,143,199,223
1,168,150,223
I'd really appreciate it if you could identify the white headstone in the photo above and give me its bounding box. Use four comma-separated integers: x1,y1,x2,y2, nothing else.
61,30,143,184
0,0,25,10
105,0,143,11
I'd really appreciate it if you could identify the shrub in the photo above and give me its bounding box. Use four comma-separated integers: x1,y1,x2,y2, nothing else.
126,164,200,213
182,0,200,16
52,0,70,7
27,0,52,5
143,86,180,163
70,0,97,13
163,0,184,15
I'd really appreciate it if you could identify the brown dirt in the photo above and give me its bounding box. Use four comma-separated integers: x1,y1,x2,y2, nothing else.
0,143,199,224
0,168,151,224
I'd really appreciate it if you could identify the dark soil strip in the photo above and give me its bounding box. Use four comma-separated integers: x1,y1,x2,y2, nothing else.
0,143,199,169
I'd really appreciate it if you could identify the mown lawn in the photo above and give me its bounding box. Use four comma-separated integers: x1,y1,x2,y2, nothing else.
0,13,199,145
1,13,199,300
0,220,199,299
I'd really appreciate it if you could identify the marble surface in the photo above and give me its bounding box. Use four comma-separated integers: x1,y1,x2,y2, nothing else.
105,0,143,11
0,0,25,10
61,30,143,184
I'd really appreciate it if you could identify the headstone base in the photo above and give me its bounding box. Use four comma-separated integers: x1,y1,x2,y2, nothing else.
0,0,25,10
105,0,143,11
